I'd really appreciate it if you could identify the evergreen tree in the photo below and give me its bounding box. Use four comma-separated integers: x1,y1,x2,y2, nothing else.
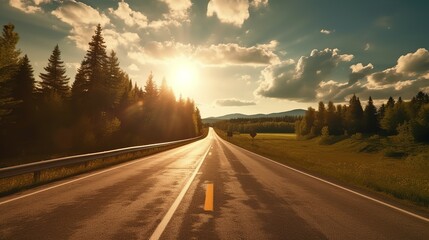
39,45,70,99
0,23,21,119
364,96,379,133
71,24,108,113
144,72,158,99
315,101,326,134
346,94,364,134
386,96,395,109
104,50,124,110
381,97,409,134
326,101,341,135
299,107,316,136
7,55,36,152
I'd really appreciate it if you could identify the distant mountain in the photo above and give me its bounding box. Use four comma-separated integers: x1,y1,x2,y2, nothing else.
202,109,306,124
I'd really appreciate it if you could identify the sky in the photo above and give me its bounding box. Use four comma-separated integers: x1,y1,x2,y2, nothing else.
1,0,429,118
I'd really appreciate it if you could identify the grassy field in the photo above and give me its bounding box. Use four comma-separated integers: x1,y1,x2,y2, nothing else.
216,129,429,208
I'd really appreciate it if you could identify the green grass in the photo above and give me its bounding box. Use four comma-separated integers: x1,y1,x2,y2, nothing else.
217,129,429,208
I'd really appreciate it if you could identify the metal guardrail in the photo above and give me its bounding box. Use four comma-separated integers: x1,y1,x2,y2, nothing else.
0,136,203,181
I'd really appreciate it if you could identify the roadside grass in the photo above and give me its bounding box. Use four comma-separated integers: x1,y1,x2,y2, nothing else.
216,130,429,208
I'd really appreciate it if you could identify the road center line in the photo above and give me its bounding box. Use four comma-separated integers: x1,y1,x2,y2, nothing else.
204,183,214,211
149,145,212,240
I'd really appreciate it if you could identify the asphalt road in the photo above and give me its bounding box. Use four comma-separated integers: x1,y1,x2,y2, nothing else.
1,128,428,239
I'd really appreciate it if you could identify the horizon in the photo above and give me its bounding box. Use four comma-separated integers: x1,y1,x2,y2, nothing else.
1,0,429,118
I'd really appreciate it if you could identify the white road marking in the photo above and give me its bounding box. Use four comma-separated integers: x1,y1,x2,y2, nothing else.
216,133,429,223
149,144,211,240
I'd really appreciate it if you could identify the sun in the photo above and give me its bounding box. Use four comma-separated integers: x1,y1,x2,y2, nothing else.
171,61,198,96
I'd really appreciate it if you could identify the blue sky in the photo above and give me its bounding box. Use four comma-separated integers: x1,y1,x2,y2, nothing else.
1,0,429,117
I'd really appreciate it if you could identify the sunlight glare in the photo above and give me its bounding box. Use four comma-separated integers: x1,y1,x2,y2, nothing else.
171,60,198,96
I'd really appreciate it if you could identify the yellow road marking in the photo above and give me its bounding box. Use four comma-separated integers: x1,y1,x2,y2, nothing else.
204,183,214,211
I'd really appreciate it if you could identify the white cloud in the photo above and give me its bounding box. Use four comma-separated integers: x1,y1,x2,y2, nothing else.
160,0,192,20
140,0,193,30
320,29,334,35
195,42,280,67
320,48,429,102
128,41,193,64
364,43,370,51
103,29,140,50
255,48,354,101
9,0,50,13
128,63,140,71
396,48,429,75
349,63,374,84
207,0,250,27
250,0,268,8
215,98,256,106
52,1,110,50
108,1,148,28
65,62,80,70
128,40,279,67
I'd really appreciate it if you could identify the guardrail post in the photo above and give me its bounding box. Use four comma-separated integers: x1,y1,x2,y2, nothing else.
33,171,41,183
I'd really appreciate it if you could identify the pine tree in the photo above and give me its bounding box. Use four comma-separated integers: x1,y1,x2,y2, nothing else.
346,94,364,134
300,107,316,136
326,101,341,135
8,55,36,150
386,96,395,109
12,55,35,105
144,72,158,99
315,101,326,134
381,97,409,134
364,96,379,133
104,50,123,110
71,24,108,113
0,23,21,119
39,45,70,99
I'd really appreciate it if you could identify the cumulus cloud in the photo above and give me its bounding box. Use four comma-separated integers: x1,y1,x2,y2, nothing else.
250,0,268,8
108,1,148,28
207,0,250,27
128,41,193,64
320,29,334,35
321,48,429,102
195,42,280,66
215,98,256,106
128,40,279,67
396,48,429,75
349,63,374,84
160,0,192,20
9,0,50,13
52,1,110,49
141,0,193,29
368,48,429,88
255,48,354,101
103,29,140,50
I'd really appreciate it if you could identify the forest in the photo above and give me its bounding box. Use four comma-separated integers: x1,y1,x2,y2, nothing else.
0,23,203,160
296,92,429,142
214,91,429,144
213,116,299,134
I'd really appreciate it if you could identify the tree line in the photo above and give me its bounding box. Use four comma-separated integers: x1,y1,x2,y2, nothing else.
214,116,299,134
0,23,202,160
296,92,429,142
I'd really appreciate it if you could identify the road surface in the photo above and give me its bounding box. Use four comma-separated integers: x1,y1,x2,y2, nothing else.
1,128,428,239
